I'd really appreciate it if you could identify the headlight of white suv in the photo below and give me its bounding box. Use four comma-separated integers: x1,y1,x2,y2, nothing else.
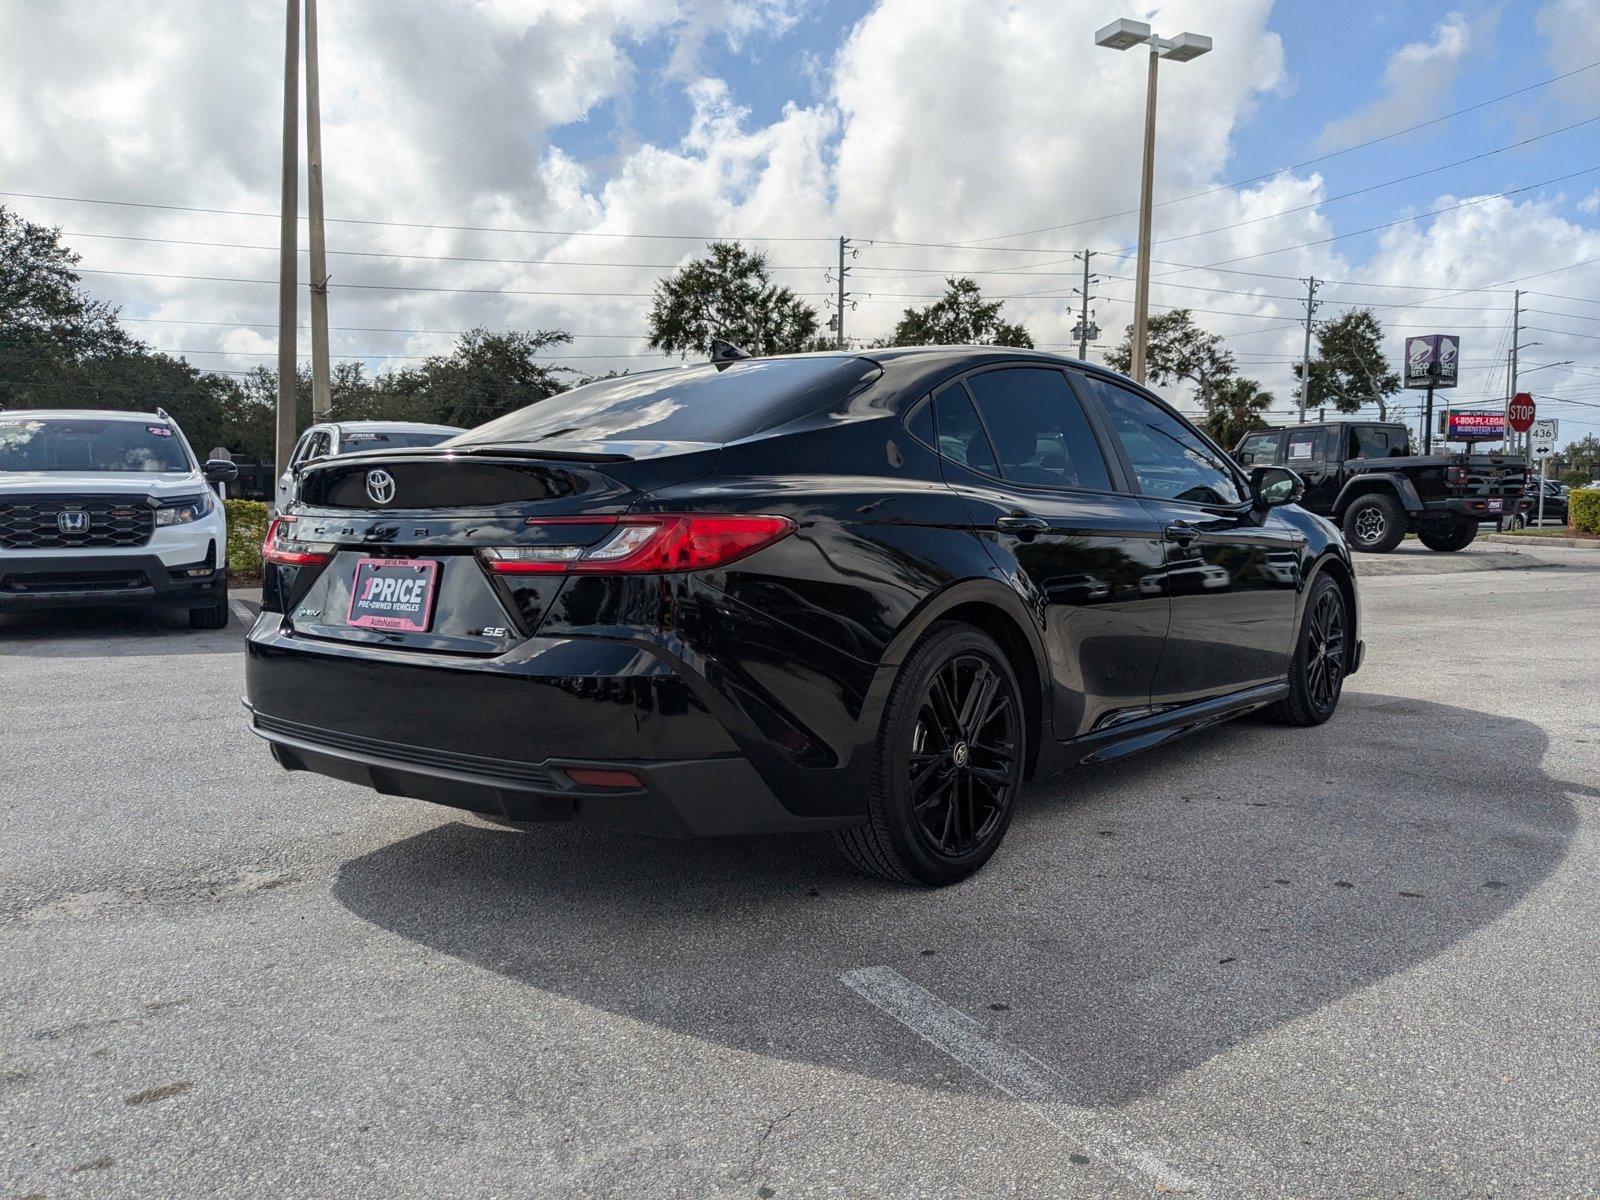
153,492,216,526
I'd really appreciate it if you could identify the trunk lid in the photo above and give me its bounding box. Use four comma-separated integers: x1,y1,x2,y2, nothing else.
281,444,718,653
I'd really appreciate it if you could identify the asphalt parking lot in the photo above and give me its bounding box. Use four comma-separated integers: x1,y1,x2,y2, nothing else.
3,542,1598,1198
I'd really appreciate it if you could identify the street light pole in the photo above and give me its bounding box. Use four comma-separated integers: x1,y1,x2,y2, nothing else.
1095,18,1211,387
1131,45,1158,384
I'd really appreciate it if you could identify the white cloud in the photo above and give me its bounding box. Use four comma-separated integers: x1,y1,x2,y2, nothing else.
1316,12,1476,153
1,0,1595,437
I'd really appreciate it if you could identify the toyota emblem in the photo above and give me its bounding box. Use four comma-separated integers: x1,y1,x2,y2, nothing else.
365,469,396,505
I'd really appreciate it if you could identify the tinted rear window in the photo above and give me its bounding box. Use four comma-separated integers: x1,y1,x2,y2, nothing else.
339,430,460,451
451,357,881,448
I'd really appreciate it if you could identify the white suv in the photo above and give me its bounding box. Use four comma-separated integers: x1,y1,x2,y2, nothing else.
0,409,237,628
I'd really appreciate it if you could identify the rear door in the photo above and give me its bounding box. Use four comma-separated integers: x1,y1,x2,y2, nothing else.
1073,372,1302,706
931,367,1169,739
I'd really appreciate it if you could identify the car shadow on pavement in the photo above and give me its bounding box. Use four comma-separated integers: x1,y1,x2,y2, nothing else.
0,605,252,657
331,693,1583,1107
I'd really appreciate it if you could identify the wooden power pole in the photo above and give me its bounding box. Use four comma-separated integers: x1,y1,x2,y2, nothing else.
305,0,331,422
275,0,300,486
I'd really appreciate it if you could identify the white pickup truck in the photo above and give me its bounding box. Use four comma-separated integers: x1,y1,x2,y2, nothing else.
0,408,238,627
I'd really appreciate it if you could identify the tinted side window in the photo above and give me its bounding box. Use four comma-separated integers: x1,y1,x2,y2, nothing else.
1081,377,1246,505
933,383,998,475
904,397,935,449
1236,431,1280,466
1285,428,1324,466
1351,426,1394,459
964,368,1111,491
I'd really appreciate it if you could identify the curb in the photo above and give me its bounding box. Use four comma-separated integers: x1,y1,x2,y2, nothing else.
1480,533,1600,550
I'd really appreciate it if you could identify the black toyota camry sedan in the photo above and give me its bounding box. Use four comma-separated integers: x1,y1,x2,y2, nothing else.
246,347,1361,885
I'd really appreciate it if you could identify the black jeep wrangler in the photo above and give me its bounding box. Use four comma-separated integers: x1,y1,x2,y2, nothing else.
1234,421,1530,553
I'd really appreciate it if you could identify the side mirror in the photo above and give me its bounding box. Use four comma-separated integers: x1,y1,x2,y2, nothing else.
1251,465,1303,509
204,458,239,483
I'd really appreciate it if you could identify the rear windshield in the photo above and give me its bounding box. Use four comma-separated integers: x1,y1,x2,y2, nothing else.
0,418,192,473
450,357,881,448
339,430,461,451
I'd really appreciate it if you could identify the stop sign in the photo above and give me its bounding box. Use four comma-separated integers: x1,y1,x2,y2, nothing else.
1509,393,1536,432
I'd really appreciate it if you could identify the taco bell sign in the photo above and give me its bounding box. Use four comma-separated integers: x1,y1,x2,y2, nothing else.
1403,334,1459,390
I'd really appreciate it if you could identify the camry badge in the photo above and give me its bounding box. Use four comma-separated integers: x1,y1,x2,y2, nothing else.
365,469,396,506
56,510,90,534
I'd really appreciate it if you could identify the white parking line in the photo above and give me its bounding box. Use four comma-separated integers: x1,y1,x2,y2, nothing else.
840,966,1209,1196
229,600,258,627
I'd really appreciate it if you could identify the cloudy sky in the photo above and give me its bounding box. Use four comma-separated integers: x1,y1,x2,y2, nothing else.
2,0,1599,446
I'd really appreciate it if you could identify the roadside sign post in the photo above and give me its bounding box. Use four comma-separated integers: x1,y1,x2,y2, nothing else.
1529,419,1558,526
1404,334,1459,454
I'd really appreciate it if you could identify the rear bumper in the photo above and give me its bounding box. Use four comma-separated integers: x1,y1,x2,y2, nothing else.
0,552,225,609
1440,496,1530,519
243,620,858,836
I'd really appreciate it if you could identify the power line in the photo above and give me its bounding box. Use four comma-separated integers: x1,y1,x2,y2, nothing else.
0,190,833,242
1168,165,1600,274
951,59,1600,246
1134,114,1600,252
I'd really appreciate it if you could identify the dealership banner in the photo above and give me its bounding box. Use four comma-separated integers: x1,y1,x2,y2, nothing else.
1445,410,1504,440
1404,334,1460,389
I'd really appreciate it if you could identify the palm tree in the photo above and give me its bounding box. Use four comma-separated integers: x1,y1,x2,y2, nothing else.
1206,377,1273,449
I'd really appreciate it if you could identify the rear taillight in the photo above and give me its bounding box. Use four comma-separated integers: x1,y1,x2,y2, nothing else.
480,514,795,575
262,515,334,566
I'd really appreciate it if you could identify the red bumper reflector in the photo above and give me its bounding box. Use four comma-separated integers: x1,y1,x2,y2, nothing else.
564,767,644,789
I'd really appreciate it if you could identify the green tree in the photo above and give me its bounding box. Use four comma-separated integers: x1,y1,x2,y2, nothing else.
1295,308,1400,418
647,242,819,357
1547,433,1600,487
385,327,574,427
1106,308,1237,416
891,277,1033,348
1206,376,1274,448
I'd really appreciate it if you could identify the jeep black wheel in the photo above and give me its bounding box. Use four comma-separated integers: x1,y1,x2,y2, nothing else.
834,623,1024,886
1417,518,1477,552
1341,493,1406,553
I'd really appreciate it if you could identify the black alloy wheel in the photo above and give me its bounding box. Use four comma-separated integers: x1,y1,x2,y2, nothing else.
1266,573,1348,727
836,624,1025,885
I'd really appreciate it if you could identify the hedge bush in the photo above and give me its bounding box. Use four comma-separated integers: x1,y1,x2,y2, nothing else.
1570,488,1600,535
225,498,271,574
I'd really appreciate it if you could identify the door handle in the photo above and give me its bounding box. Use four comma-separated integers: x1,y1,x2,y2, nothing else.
1164,520,1199,546
995,514,1050,536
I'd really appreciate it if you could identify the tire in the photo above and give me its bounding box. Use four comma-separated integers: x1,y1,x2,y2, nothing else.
1340,492,1406,553
189,581,230,629
1266,573,1349,727
1417,519,1477,552
1506,513,1526,532
833,623,1026,886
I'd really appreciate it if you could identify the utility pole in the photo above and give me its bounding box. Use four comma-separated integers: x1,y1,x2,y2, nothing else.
835,236,851,350
1071,251,1098,360
305,0,331,422
275,0,300,489
1503,289,1523,454
1297,275,1319,423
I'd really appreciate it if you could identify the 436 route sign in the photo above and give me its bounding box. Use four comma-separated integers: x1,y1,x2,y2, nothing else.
1529,418,1558,458
1508,393,1536,432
